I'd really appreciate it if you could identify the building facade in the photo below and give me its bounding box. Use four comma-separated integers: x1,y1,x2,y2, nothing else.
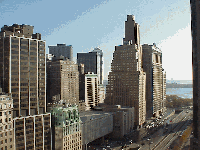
105,15,146,127
0,24,51,149
142,44,166,118
80,111,113,146
14,113,51,150
51,105,82,150
77,47,104,84
48,44,73,61
85,72,98,110
46,57,79,107
0,91,14,150
0,24,46,117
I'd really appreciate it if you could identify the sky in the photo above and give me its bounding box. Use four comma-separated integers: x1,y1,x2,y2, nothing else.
0,0,192,80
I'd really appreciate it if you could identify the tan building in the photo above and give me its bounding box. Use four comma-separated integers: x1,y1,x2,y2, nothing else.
0,24,46,117
46,56,79,107
142,43,166,118
105,15,146,127
97,84,105,104
50,104,82,150
98,104,134,138
0,91,14,150
13,113,51,150
85,72,98,110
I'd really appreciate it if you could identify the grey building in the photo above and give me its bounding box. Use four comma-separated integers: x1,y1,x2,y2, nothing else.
77,47,104,84
48,44,73,61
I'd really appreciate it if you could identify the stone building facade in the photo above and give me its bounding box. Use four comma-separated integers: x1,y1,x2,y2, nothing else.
51,105,82,150
105,15,146,127
0,92,14,150
142,44,166,118
46,57,79,108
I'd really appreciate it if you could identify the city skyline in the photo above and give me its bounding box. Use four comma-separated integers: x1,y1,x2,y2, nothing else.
0,0,191,80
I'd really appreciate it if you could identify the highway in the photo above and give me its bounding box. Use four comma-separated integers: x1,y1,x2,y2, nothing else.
140,109,192,150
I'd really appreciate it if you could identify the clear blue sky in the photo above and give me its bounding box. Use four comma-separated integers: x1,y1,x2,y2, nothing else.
0,0,191,80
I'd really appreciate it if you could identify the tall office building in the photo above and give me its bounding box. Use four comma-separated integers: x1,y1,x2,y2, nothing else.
0,24,46,117
191,0,200,149
48,44,73,61
142,44,166,118
0,24,51,149
77,47,104,84
46,56,79,106
105,15,146,127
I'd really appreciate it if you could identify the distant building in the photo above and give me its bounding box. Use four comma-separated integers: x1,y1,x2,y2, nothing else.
105,15,146,127
50,104,82,150
46,57,79,108
0,91,14,150
85,72,98,110
77,47,104,84
142,43,166,118
48,44,73,61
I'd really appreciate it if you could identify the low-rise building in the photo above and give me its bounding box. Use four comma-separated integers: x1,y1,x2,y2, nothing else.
80,111,113,147
0,92,14,150
51,104,82,150
13,113,51,150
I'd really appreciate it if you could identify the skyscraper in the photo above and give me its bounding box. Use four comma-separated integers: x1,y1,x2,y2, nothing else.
142,43,166,118
0,24,51,149
48,44,73,61
46,56,79,106
77,47,104,84
190,0,200,149
105,15,146,127
0,24,46,117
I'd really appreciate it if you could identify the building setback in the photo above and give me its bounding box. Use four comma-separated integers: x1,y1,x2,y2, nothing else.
77,47,104,84
48,44,73,61
142,44,166,118
105,15,146,127
0,91,14,150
